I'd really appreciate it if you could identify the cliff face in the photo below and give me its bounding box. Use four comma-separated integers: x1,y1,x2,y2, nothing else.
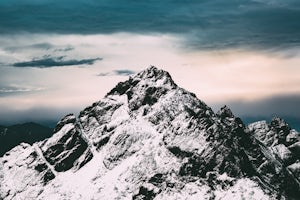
1,66,299,199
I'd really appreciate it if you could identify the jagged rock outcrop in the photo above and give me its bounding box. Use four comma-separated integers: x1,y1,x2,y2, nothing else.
249,118,300,195
1,66,299,199
40,114,93,172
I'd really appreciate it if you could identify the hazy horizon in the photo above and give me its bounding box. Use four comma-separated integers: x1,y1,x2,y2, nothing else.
1,0,300,129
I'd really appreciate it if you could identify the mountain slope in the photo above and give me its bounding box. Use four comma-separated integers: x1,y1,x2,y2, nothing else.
1,66,299,199
249,118,300,190
0,122,53,156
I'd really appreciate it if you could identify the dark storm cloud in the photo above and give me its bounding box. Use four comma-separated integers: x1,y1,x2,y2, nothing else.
97,69,136,77
212,94,300,129
12,56,102,68
0,0,299,49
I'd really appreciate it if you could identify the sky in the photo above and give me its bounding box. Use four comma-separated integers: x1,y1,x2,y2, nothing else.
0,0,300,129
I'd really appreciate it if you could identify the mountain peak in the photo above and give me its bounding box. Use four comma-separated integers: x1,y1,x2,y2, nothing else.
1,67,300,199
134,65,177,88
137,65,160,76
136,66,173,80
107,66,177,98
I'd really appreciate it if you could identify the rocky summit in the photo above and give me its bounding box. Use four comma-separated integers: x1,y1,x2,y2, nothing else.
0,66,299,199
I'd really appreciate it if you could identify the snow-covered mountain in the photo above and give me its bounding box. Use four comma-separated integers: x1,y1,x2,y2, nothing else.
0,66,299,199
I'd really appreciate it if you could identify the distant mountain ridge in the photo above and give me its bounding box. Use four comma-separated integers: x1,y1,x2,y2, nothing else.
0,66,299,199
0,122,53,156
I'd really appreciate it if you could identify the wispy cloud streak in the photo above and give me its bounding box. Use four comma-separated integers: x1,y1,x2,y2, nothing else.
97,69,136,76
0,85,44,96
12,57,102,68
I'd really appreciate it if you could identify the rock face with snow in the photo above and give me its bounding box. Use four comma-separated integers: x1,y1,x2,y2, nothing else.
40,114,94,172
248,118,300,192
1,66,300,199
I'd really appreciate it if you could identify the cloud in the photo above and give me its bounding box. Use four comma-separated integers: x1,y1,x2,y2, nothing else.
54,46,74,52
3,42,74,55
114,69,136,76
4,43,54,52
97,69,136,77
0,1,299,49
0,85,44,97
28,42,53,50
12,56,102,68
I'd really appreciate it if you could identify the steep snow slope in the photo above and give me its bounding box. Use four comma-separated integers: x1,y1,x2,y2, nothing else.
1,66,299,199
